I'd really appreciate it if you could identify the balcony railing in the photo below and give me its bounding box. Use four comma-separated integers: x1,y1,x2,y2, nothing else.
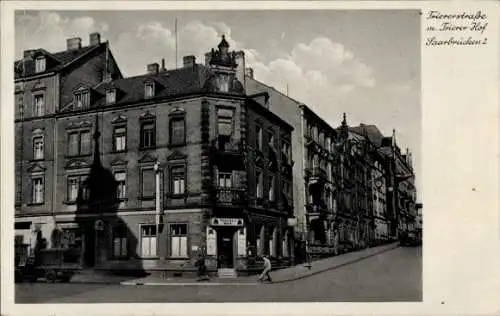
305,167,328,183
215,187,245,207
211,138,244,154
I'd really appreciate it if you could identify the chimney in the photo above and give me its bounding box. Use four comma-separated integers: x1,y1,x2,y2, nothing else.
234,51,245,87
160,58,166,72
89,32,101,46
183,55,196,67
147,63,159,74
67,37,82,51
23,49,36,58
205,51,212,66
245,67,254,79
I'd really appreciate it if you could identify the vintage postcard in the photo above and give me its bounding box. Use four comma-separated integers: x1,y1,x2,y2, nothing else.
1,1,499,316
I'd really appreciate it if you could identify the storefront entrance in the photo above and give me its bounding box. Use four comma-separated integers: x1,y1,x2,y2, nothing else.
216,227,236,268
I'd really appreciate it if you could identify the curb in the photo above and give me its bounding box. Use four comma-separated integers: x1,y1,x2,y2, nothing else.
271,244,400,284
118,244,400,286
120,281,259,286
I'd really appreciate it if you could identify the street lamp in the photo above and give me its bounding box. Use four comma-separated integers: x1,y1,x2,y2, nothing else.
154,161,162,256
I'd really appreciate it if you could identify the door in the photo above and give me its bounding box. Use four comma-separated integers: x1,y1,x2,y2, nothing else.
83,229,96,267
217,228,235,268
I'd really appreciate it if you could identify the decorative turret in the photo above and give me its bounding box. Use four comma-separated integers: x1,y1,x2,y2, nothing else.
208,35,237,68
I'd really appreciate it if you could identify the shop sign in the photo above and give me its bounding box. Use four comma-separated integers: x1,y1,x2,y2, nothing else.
211,217,244,227
237,227,246,256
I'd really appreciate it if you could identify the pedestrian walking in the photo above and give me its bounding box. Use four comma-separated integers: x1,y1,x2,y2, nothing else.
195,253,209,281
258,255,272,283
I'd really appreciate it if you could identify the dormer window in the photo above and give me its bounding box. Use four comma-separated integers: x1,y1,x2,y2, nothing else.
74,91,90,109
35,56,46,73
144,82,155,99
106,89,116,104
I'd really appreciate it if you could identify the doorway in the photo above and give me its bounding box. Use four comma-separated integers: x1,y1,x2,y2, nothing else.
83,229,96,267
216,227,235,268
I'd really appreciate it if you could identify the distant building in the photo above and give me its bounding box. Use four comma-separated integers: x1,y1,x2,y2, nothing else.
246,76,338,257
349,123,390,244
14,35,294,276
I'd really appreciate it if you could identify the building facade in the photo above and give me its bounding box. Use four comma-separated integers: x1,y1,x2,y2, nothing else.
14,35,294,276
14,33,123,251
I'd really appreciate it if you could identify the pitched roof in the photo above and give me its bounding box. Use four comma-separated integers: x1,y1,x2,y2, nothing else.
61,64,246,111
91,65,209,107
14,43,104,80
349,124,386,147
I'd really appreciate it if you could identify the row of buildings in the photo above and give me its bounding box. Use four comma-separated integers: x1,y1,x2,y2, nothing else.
14,33,419,276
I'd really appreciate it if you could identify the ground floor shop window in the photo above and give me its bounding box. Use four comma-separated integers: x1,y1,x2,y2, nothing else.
282,231,289,257
268,227,277,257
112,226,128,259
140,225,157,258
170,224,188,258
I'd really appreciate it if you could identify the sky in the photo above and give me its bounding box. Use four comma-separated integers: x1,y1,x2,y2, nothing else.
15,10,421,197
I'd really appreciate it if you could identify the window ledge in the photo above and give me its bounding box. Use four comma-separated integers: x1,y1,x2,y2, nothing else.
110,150,128,154
168,257,189,260
139,146,157,151
138,196,154,201
65,154,92,159
30,158,45,163
167,143,186,149
167,194,187,199
138,256,160,260
27,202,44,206
63,200,77,205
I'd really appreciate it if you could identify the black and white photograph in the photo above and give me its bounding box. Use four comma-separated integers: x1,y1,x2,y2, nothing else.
2,1,499,315
11,9,422,303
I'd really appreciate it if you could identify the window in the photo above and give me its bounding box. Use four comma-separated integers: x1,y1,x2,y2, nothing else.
217,108,233,136
68,130,91,156
112,226,127,258
281,141,290,164
169,116,185,146
268,132,275,149
32,177,44,204
113,126,127,152
35,57,46,73
75,92,90,108
140,225,157,258
67,175,87,202
268,175,275,201
140,121,155,149
34,94,44,117
144,83,154,99
106,89,116,104
170,224,188,258
114,171,127,199
171,166,185,195
218,172,232,188
256,170,263,198
141,168,155,198
33,136,44,160
256,125,262,151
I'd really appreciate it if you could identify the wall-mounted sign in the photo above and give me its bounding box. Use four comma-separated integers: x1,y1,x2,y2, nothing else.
206,227,217,256
210,217,244,227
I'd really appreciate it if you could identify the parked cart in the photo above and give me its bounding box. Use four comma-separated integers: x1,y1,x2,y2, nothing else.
15,246,82,283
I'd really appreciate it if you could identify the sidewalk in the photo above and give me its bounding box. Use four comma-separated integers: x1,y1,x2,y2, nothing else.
120,242,399,286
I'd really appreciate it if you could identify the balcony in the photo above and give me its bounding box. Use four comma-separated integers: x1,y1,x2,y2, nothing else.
214,187,245,207
211,138,245,169
305,167,328,184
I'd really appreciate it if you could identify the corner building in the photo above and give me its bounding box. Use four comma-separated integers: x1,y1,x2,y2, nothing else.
14,35,294,276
